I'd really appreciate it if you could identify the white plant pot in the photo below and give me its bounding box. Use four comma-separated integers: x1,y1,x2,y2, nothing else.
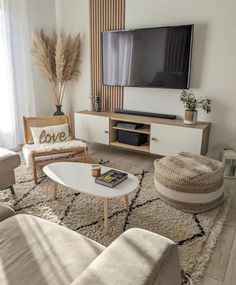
184,110,198,125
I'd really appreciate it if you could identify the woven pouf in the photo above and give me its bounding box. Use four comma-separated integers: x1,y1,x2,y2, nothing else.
154,152,225,213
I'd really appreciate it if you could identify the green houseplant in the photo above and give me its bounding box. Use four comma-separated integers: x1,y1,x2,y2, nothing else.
180,90,211,125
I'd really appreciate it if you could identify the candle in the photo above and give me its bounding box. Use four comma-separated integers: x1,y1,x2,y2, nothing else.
91,164,101,177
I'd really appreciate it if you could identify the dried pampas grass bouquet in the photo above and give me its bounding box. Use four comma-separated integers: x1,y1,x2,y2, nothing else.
32,30,81,112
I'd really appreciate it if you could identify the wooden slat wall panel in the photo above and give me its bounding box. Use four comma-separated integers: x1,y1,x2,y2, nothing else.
90,0,125,111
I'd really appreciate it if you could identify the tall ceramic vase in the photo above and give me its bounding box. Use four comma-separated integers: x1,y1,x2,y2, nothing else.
53,105,65,116
88,90,95,111
184,110,198,125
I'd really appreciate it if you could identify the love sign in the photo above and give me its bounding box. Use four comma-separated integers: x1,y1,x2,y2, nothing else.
39,130,67,143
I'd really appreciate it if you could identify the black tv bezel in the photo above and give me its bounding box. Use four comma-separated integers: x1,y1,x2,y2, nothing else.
101,24,194,89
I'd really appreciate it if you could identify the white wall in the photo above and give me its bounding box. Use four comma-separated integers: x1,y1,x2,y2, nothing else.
21,0,89,116
125,0,236,157
26,0,57,115
55,0,91,114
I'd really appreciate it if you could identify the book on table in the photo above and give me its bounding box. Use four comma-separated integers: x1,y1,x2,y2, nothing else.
95,169,128,188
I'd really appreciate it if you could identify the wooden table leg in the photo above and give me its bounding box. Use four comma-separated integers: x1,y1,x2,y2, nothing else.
124,195,129,209
104,198,109,234
54,183,59,199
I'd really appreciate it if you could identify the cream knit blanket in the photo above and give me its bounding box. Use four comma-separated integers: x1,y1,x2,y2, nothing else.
22,140,87,167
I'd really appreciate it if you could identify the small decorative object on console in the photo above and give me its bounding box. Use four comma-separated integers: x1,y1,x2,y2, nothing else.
95,169,128,188
91,164,101,177
180,90,211,125
88,90,95,111
95,95,101,112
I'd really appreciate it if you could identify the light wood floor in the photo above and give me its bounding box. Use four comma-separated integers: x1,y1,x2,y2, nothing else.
88,143,236,285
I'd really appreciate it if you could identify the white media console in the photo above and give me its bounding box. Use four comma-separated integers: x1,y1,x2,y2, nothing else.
74,110,211,156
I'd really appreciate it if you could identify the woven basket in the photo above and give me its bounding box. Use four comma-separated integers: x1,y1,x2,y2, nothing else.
154,152,225,213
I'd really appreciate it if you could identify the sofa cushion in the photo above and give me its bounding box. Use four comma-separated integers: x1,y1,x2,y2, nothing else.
72,228,181,285
0,214,105,285
0,203,15,222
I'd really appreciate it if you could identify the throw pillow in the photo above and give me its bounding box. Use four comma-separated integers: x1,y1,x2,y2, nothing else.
30,124,70,144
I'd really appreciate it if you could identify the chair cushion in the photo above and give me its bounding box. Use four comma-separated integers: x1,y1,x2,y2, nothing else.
22,140,87,167
0,214,105,285
0,148,21,172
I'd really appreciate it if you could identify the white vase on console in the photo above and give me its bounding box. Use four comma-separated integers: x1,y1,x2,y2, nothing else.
88,90,95,111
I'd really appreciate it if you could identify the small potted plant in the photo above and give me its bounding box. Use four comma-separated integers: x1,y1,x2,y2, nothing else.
180,90,211,125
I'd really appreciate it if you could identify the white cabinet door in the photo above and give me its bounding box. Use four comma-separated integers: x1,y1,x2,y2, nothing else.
74,113,109,145
150,123,203,155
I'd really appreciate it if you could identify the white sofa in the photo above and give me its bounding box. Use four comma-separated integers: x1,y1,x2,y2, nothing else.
0,204,181,285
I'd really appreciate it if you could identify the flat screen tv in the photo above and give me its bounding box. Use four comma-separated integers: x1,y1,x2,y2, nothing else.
102,24,193,89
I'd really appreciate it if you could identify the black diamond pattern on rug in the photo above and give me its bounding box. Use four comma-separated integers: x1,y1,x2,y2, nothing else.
9,168,206,247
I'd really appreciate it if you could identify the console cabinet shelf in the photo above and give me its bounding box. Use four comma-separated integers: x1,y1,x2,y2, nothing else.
112,125,151,134
110,141,150,153
74,110,211,156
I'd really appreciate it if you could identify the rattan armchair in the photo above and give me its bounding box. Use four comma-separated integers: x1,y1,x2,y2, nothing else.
22,114,88,184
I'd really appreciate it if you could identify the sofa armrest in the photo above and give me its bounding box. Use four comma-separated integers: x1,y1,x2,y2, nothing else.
71,228,181,285
0,203,15,222
0,149,21,172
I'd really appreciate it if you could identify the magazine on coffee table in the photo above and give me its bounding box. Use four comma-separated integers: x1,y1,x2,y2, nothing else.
95,169,128,188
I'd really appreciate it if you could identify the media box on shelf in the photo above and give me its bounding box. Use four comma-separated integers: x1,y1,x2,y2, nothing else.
117,130,147,146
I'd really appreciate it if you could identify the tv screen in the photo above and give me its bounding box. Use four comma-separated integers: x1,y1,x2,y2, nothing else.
102,25,193,89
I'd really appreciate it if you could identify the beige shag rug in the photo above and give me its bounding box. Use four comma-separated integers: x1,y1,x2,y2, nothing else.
0,160,232,284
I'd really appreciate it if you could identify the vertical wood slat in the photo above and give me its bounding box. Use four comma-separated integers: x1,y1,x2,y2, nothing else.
90,0,125,112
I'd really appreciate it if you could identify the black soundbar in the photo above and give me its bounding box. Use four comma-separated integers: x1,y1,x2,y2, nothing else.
114,109,176,120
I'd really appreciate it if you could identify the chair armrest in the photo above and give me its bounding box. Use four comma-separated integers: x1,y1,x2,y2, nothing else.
31,147,86,157
71,228,181,285
0,203,15,222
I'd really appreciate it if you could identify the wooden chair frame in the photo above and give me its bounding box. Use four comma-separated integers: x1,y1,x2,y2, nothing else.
23,114,88,184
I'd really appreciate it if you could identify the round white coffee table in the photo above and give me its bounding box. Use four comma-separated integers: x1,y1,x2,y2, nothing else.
43,162,139,233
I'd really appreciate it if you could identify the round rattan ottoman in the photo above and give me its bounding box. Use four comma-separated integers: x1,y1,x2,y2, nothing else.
154,152,225,213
